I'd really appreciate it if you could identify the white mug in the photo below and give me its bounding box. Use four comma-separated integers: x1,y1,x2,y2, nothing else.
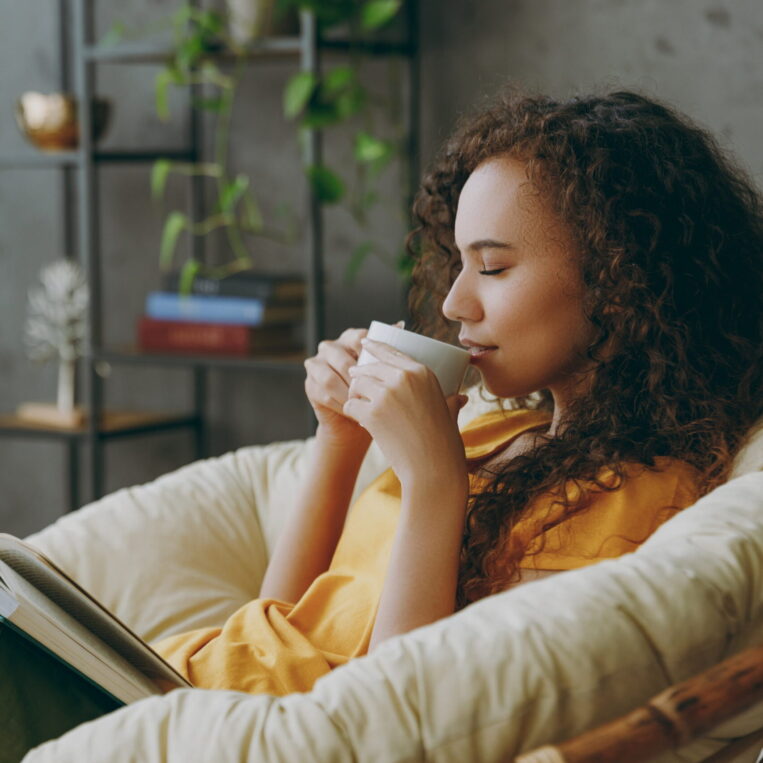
356,320,470,397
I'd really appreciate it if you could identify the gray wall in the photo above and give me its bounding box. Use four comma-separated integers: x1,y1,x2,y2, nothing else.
2,0,761,536
418,0,763,180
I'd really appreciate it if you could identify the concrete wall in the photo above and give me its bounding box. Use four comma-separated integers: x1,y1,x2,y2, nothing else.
2,0,761,536
418,0,763,179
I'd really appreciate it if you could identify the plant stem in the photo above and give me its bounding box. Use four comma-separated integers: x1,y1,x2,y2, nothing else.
214,55,251,263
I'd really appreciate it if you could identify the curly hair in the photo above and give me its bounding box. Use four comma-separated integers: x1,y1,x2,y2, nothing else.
406,87,763,609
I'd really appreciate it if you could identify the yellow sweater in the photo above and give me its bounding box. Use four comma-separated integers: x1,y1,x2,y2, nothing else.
151,409,701,696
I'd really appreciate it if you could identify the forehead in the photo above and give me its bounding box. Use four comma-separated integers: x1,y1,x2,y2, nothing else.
454,156,545,251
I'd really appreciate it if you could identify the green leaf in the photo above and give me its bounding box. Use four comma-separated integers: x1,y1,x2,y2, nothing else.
191,96,226,112
151,159,173,200
159,211,188,270
155,69,176,121
360,0,402,30
176,34,206,71
300,105,339,130
242,192,264,231
178,259,202,296
334,86,366,120
217,174,250,214
307,165,345,204
301,103,341,129
198,9,224,39
354,132,391,163
344,242,373,284
322,66,355,96
284,72,318,119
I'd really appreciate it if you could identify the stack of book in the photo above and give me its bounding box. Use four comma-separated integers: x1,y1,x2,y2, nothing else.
137,271,306,357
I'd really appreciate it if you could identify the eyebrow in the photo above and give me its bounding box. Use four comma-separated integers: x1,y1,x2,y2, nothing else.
458,239,516,255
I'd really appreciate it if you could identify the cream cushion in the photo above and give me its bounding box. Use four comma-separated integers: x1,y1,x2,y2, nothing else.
20,389,763,762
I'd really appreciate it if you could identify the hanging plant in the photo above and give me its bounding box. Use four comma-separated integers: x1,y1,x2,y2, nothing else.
106,0,412,289
280,0,413,282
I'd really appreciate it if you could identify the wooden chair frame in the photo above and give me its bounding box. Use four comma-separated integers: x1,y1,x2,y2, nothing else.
517,644,763,763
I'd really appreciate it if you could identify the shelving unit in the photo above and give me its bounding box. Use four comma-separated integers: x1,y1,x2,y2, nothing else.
0,0,419,513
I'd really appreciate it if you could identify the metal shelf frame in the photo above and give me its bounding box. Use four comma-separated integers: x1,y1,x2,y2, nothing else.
2,0,420,514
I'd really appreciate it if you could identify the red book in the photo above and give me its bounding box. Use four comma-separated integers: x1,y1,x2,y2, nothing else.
137,317,302,356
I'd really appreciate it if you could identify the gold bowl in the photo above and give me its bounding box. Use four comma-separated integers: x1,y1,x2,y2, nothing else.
15,92,111,152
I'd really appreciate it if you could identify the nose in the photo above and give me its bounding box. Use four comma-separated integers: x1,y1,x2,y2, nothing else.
442,268,483,323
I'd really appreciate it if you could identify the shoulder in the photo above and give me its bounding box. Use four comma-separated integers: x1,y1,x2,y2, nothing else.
519,457,703,570
597,457,702,507
554,456,703,539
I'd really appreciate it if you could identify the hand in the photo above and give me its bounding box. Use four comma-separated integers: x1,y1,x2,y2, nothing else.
304,327,371,448
343,337,469,492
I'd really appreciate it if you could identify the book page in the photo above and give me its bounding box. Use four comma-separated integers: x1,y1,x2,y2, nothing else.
0,534,191,689
0,585,18,617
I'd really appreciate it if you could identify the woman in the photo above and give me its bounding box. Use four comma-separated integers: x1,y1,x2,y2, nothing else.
151,89,763,695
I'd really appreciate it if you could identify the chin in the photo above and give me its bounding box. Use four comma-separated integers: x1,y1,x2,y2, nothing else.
480,373,543,402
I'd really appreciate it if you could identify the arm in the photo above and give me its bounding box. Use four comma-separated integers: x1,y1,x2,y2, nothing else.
258,326,371,604
258,428,370,604
368,478,469,651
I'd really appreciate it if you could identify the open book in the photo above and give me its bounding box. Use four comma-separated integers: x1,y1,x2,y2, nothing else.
0,533,192,761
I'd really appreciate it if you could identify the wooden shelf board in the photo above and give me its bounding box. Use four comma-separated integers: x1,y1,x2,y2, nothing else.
0,411,197,438
95,346,307,372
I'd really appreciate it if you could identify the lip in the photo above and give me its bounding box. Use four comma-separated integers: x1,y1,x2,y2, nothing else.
459,337,498,350
467,346,497,363
459,337,498,363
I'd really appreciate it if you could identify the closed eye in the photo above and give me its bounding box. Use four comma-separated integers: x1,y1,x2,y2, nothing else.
478,268,507,276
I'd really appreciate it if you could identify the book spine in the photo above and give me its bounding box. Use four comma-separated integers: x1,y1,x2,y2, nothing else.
161,274,305,301
138,318,251,355
162,274,273,300
146,292,266,326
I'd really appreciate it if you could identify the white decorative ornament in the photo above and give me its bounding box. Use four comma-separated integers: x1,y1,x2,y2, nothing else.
22,259,89,423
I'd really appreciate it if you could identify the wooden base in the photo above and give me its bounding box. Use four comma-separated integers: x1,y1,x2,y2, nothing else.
16,403,86,429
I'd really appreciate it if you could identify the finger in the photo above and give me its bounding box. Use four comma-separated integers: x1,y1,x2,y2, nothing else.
359,338,420,370
342,395,370,427
305,356,353,408
337,327,368,359
315,340,359,386
394,320,405,328
305,375,346,416
348,360,390,384
347,372,384,402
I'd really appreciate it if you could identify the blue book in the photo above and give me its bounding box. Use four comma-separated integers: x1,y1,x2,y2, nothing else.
145,292,304,326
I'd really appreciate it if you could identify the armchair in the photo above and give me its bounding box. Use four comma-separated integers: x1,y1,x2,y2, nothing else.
20,390,763,762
